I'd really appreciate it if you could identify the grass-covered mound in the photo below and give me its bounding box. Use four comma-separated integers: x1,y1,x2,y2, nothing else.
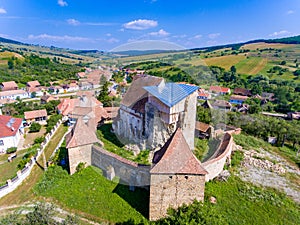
34,165,148,224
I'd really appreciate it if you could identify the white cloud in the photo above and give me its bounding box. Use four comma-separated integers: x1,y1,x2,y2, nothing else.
190,34,202,40
67,18,80,26
58,0,68,7
123,19,158,30
107,38,119,43
0,7,7,14
208,33,220,39
28,34,90,42
287,10,295,15
269,30,291,37
148,29,170,37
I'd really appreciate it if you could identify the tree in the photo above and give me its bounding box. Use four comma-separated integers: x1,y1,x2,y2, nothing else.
230,65,237,73
280,60,286,65
97,81,112,107
29,122,41,133
31,92,37,98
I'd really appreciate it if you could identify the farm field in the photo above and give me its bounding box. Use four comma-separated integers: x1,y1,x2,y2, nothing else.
241,42,297,50
203,54,246,70
235,57,268,75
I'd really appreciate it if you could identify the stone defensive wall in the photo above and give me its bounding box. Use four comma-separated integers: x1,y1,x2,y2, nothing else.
202,133,234,181
91,145,151,188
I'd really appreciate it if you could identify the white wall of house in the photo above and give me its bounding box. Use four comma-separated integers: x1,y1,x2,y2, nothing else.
0,91,29,100
0,131,21,153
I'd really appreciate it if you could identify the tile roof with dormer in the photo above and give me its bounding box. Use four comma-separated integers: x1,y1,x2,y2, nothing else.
0,115,23,138
151,128,207,175
144,83,199,108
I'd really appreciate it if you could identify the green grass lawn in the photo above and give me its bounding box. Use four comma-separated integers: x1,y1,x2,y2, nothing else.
43,124,68,161
203,176,300,225
34,165,148,224
97,123,150,165
0,148,32,186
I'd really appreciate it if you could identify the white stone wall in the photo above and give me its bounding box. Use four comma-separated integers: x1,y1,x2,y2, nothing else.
181,92,197,150
202,134,233,181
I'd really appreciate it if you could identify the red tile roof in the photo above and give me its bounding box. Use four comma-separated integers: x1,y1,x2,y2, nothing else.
27,80,41,87
210,86,230,93
195,121,210,132
57,98,79,116
151,128,207,175
233,87,252,96
66,117,100,148
0,81,18,91
0,115,23,138
230,95,249,101
24,109,47,120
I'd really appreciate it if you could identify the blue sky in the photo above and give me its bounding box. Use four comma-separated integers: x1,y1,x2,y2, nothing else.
0,0,299,51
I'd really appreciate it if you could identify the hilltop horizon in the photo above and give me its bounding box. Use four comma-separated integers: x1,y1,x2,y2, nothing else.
1,0,300,50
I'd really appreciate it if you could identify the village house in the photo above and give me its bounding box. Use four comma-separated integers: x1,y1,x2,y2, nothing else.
229,95,249,104
233,87,252,96
209,85,231,95
68,82,79,92
40,93,59,104
57,98,79,117
198,88,211,100
195,121,212,139
212,100,232,111
26,80,44,97
79,80,93,90
0,81,18,91
0,98,17,107
24,109,48,125
77,71,86,79
0,89,29,100
0,115,24,153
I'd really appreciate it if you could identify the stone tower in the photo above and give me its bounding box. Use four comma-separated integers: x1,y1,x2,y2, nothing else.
149,128,207,221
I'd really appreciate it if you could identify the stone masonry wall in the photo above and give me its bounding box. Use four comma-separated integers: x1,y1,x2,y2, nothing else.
149,174,206,221
91,145,151,187
68,144,93,175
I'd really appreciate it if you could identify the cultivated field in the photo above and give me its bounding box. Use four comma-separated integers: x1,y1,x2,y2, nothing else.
241,42,297,50
203,55,246,70
235,57,268,75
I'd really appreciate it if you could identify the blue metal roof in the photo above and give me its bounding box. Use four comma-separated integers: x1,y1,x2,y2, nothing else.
143,83,198,107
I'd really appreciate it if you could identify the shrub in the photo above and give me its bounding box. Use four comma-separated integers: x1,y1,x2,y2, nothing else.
29,122,41,133
34,136,45,145
75,162,86,173
6,147,17,154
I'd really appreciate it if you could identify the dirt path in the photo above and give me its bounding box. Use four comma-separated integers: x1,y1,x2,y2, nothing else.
236,145,300,203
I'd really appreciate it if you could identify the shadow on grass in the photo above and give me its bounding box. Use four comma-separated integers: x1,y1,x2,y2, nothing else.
97,123,124,148
113,183,149,219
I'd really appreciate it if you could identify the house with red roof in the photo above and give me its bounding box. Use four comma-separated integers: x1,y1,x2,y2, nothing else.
0,81,18,91
26,80,44,97
24,109,48,125
198,88,211,100
0,115,24,153
209,86,231,95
